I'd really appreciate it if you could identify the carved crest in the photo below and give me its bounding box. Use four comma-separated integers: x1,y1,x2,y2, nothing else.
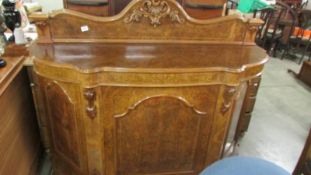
124,0,185,27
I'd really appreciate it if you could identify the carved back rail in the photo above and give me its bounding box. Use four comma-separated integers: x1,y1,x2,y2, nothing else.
30,0,262,44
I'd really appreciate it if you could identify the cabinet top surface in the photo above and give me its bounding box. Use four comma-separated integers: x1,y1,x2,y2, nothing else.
30,0,267,74
31,43,267,72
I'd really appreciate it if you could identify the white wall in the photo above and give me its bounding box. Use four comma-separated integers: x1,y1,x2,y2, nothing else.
36,0,63,12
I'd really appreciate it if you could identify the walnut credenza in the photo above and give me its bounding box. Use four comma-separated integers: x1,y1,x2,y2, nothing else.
30,0,267,174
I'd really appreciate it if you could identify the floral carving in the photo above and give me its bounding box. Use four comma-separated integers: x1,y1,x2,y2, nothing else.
124,0,185,27
221,86,237,114
84,88,97,119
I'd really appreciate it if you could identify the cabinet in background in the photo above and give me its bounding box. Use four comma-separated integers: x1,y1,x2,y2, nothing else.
63,0,110,16
63,0,225,19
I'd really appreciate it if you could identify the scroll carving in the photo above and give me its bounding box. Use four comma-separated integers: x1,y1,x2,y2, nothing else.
221,86,237,114
84,88,97,119
124,0,185,27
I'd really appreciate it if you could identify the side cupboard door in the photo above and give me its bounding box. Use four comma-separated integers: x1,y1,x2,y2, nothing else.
35,75,88,175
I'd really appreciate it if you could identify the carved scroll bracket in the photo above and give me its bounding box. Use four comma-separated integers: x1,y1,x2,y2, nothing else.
124,0,185,27
221,86,237,114
84,88,97,119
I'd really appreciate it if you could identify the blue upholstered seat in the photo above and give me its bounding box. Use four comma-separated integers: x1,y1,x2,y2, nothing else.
200,156,290,175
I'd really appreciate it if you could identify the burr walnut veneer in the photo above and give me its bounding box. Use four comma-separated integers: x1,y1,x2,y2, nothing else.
30,0,268,174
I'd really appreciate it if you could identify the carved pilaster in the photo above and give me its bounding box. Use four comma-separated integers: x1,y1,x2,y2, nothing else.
221,86,237,114
34,20,52,43
84,88,97,119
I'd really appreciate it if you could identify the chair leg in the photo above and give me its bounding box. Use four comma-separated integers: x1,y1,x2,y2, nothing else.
269,42,277,57
273,41,280,58
299,48,307,64
281,44,289,60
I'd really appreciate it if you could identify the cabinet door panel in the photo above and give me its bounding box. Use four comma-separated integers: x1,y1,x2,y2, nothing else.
100,86,219,175
44,81,83,173
116,96,205,174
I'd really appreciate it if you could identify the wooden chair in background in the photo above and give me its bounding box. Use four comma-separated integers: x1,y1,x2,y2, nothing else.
254,1,297,56
281,0,309,10
183,0,226,19
253,5,286,56
282,9,311,63
293,128,311,175
281,0,303,8
225,0,238,15
253,7,275,51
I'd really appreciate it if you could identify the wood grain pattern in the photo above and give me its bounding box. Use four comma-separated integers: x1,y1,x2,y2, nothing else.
35,77,88,175
29,0,268,174
0,57,42,175
45,82,80,166
99,86,219,174
115,96,207,174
